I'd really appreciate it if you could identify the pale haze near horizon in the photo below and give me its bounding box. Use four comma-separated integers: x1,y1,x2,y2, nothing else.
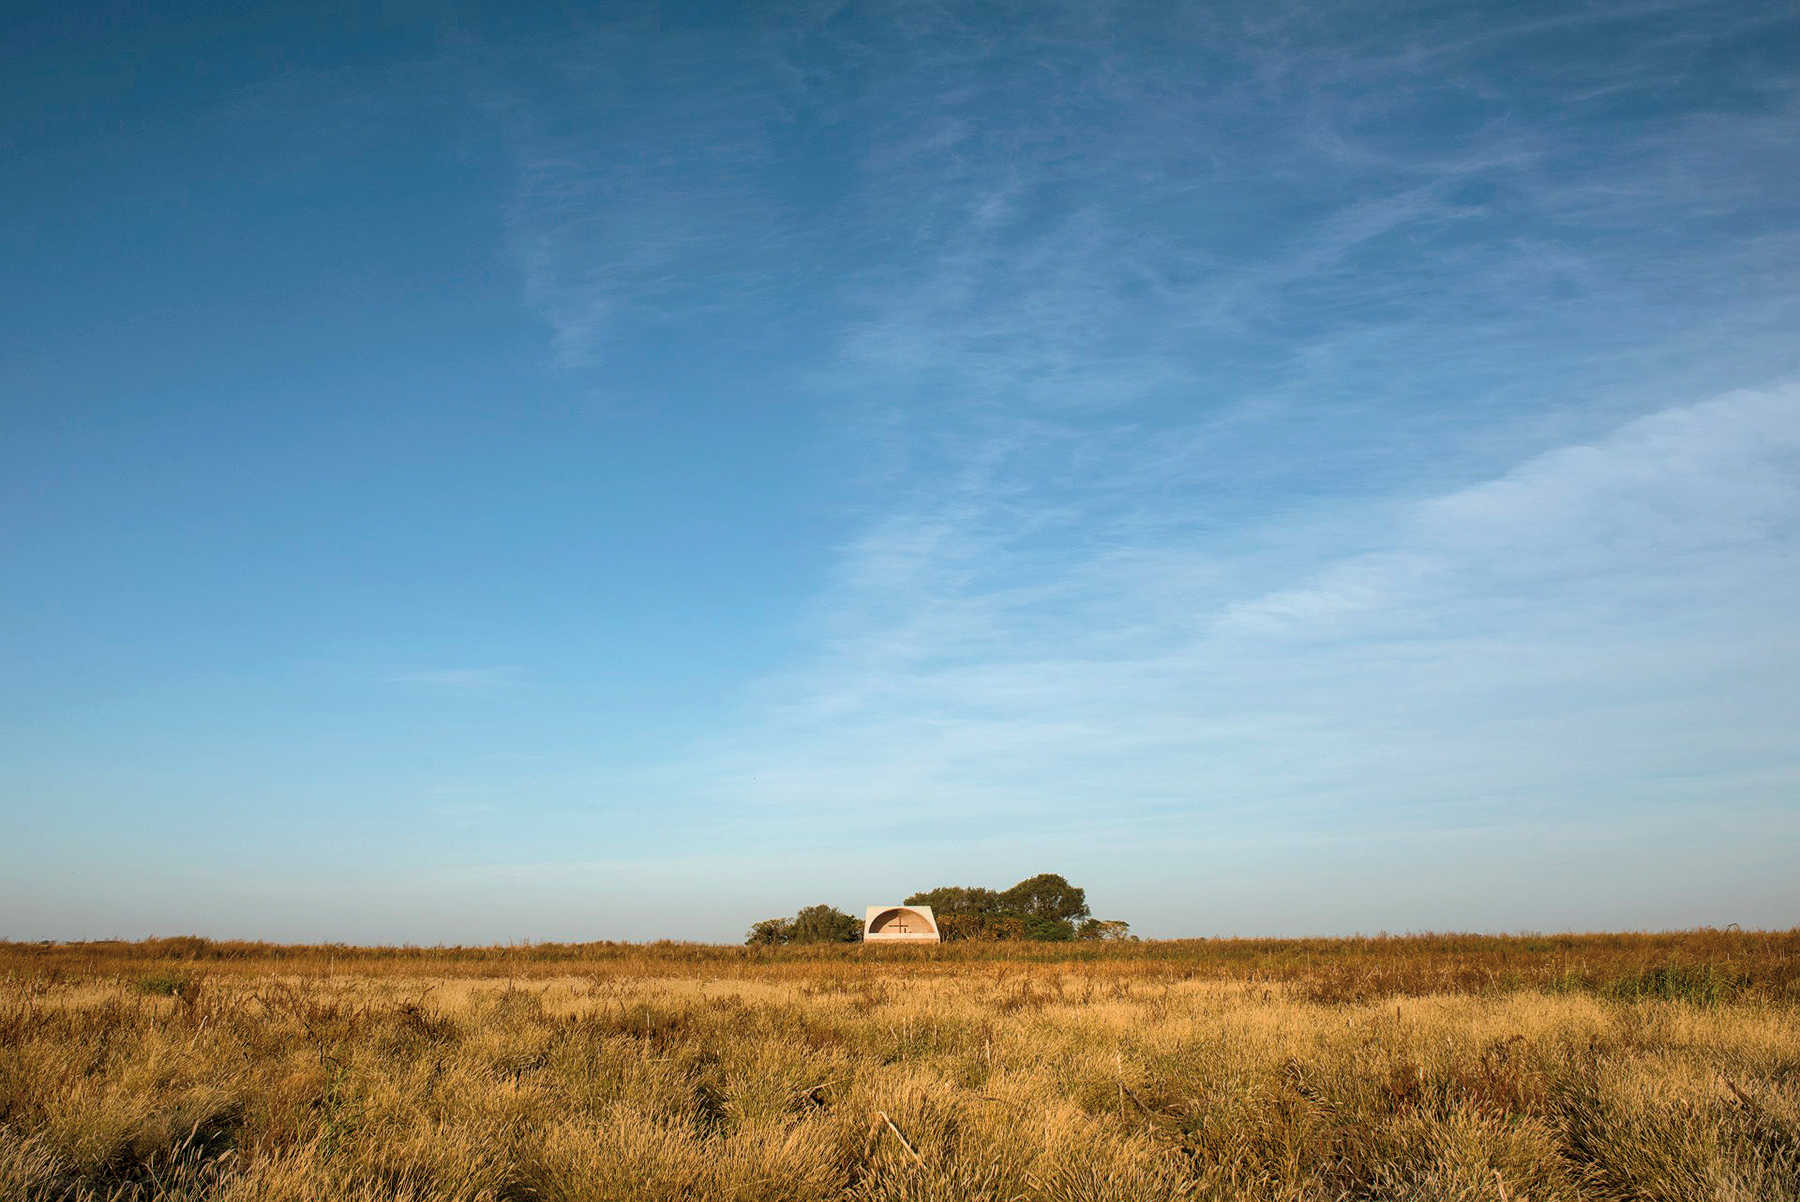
3,0,1797,943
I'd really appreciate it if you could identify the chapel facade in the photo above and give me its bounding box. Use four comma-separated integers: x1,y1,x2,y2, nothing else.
862,905,940,943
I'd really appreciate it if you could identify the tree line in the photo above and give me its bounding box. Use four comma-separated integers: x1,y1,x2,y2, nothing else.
744,873,1133,945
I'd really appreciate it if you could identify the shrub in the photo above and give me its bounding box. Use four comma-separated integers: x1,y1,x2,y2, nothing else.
789,904,861,944
746,905,861,946
744,918,794,947
1023,916,1076,942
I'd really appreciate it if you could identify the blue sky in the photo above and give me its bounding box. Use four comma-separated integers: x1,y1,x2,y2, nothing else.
3,0,1796,942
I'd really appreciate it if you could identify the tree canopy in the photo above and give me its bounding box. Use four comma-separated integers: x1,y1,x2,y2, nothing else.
905,873,1122,942
901,885,999,918
998,873,1089,924
744,904,860,946
790,904,861,944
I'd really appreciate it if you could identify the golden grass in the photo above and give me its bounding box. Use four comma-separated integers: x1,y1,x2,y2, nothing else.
9,930,1800,1002
2,934,1796,1200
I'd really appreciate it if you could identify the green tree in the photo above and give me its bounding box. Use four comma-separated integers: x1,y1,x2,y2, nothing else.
998,873,1090,925
904,886,1000,918
905,886,1005,941
789,904,862,944
904,875,1107,941
983,915,1031,941
1077,919,1134,941
1023,915,1076,942
744,917,794,946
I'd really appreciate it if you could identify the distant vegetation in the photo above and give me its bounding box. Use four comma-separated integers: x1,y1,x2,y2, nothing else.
0,931,1795,1200
745,903,863,946
745,872,1133,945
907,872,1133,942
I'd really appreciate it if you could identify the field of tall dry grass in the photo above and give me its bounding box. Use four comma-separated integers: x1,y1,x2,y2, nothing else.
2,932,1796,1200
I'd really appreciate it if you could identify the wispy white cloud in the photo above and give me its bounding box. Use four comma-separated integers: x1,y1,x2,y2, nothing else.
697,385,1799,868
487,27,803,370
482,1,1799,929
659,5,1799,872
1222,386,1800,637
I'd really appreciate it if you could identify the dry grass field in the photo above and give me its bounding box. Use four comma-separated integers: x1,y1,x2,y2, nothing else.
2,932,1797,1201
